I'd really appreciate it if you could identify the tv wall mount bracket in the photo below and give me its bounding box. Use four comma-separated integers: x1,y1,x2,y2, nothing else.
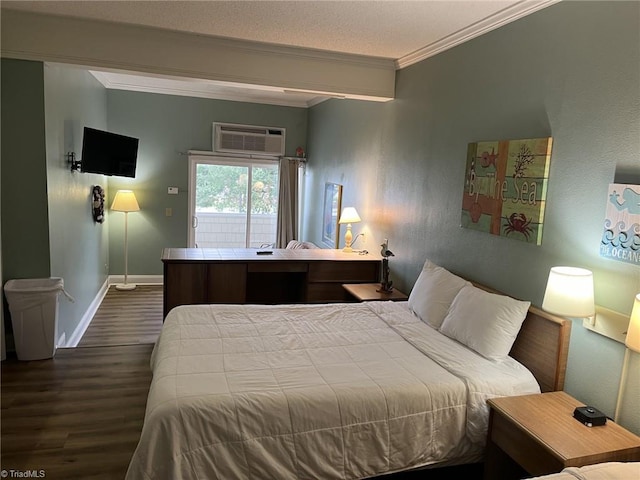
67,152,82,172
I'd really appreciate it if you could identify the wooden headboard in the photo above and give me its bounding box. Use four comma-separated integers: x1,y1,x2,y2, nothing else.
510,306,571,392
472,282,572,392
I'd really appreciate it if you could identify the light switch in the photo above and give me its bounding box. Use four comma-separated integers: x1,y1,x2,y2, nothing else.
168,187,179,195
165,208,172,217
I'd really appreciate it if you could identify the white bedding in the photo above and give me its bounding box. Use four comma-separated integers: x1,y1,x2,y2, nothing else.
527,462,640,480
126,301,539,480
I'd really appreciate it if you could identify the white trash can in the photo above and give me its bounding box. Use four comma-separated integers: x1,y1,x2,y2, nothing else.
4,278,73,361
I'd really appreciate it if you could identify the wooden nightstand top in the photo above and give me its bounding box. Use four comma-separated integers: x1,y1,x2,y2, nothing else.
342,283,408,302
488,391,640,469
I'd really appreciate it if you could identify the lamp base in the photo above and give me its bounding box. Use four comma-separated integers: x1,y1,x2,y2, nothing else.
115,283,137,291
342,246,354,253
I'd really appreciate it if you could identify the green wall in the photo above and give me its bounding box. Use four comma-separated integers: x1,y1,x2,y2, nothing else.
43,63,109,343
303,1,640,433
1,59,50,282
1,60,110,346
106,90,308,275
1,61,308,347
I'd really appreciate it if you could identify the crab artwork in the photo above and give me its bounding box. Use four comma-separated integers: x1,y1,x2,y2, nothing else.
461,137,552,245
503,212,533,241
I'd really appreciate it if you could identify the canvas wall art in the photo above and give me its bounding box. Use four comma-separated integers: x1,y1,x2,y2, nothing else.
461,137,553,245
600,183,640,266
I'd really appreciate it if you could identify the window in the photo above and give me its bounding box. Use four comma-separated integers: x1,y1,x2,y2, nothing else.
188,156,279,248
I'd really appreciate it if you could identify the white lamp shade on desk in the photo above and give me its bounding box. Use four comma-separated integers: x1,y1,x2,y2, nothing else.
338,207,361,253
542,266,595,317
338,207,361,225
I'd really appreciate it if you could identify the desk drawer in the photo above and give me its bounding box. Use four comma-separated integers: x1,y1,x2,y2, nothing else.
308,261,379,282
248,262,308,273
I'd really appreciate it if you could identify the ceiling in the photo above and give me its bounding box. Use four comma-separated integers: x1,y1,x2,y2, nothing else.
1,0,559,107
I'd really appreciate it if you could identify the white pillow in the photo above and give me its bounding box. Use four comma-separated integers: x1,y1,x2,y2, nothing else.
439,284,530,361
408,259,471,329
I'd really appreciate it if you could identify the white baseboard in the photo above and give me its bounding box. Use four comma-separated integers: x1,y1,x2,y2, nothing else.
65,276,163,348
66,278,110,347
108,274,164,286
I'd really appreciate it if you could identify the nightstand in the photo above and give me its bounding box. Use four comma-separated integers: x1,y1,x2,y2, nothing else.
484,391,640,479
342,283,408,302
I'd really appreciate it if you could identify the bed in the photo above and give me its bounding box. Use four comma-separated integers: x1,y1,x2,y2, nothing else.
527,462,640,479
126,260,571,480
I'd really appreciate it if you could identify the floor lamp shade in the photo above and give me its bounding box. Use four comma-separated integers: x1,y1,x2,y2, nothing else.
626,294,640,353
614,293,640,422
111,190,140,213
111,190,139,291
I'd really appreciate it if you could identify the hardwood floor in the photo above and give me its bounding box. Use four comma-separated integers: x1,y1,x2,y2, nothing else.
78,285,163,347
1,285,162,479
1,344,153,479
1,285,483,479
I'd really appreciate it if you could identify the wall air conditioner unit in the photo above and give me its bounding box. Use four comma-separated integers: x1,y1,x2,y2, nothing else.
213,123,285,156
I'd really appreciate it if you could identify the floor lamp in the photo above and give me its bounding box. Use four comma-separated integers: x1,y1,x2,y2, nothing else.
111,190,140,291
614,294,640,422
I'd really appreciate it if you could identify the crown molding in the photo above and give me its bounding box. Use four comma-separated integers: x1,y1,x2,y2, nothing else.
396,0,562,69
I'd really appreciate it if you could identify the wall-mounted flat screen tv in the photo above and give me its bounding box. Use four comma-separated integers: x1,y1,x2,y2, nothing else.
81,127,139,178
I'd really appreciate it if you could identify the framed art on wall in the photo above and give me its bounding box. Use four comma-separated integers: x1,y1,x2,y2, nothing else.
601,183,640,266
461,137,553,245
322,182,343,248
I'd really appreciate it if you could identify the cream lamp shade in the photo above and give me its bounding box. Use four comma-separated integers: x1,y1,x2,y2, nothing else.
614,293,640,422
626,293,640,353
542,266,595,317
338,207,361,253
111,190,140,212
338,207,361,225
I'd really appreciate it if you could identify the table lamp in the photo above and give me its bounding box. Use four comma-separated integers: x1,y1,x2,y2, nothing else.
111,190,140,291
542,266,595,319
338,207,361,253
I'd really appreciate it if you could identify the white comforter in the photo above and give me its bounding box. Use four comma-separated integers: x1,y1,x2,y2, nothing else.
126,301,539,480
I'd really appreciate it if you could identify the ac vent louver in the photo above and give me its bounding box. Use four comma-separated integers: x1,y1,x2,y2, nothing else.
213,123,285,156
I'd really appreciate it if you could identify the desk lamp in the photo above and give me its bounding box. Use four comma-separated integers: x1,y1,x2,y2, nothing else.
338,207,361,253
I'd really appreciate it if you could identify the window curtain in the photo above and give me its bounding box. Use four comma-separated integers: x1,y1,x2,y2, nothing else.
276,157,301,248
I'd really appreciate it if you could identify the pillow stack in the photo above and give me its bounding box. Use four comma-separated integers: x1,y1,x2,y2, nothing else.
408,259,530,361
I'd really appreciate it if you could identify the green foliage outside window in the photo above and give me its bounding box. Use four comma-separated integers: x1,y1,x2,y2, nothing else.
196,164,279,214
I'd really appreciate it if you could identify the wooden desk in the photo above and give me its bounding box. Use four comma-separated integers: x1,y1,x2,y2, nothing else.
485,391,640,479
162,248,381,317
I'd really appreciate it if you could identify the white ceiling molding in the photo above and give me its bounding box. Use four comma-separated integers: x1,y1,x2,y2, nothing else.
1,2,560,105
396,0,562,69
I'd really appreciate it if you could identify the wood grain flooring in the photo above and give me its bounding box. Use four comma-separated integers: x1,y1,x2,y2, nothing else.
1,284,482,480
1,285,162,479
78,285,163,347
1,344,153,479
